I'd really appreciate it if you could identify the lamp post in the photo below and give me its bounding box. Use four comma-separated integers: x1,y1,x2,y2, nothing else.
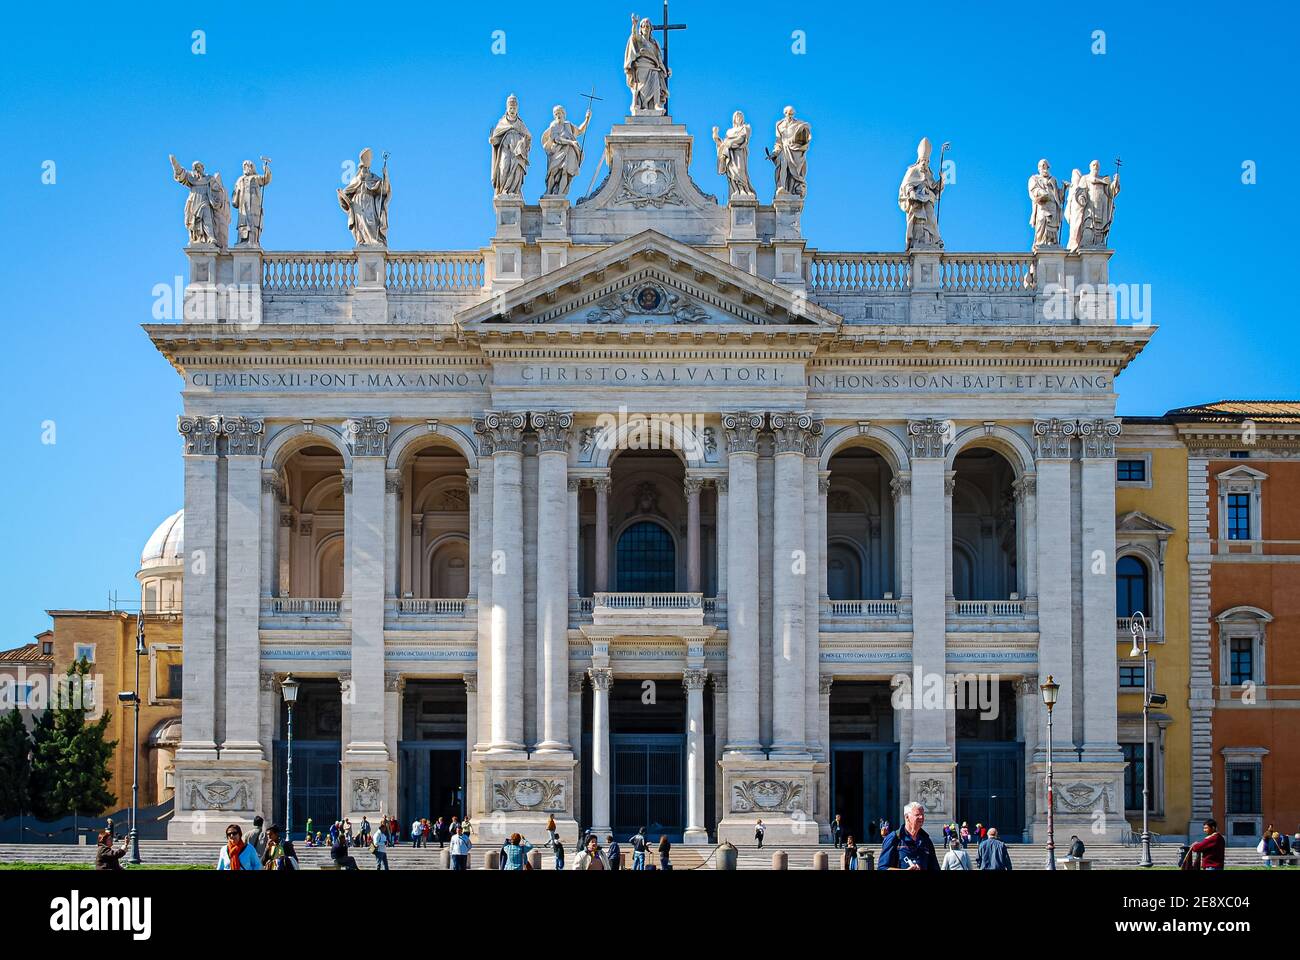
1130,612,1154,868
1040,675,1060,871
280,675,300,840
119,598,147,865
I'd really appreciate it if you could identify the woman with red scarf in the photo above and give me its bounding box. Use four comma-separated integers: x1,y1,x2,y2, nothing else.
218,823,263,870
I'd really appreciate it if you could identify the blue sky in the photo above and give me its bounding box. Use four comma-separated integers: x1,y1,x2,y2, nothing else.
1,0,1296,641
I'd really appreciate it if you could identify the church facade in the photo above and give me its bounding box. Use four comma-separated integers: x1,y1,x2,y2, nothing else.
150,25,1148,844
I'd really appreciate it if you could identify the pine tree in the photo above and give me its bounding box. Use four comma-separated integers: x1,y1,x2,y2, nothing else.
0,707,32,818
29,659,117,818
27,707,59,820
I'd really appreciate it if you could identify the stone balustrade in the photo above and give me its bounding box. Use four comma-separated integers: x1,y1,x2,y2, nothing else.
267,597,342,615
396,597,468,616
953,599,1026,617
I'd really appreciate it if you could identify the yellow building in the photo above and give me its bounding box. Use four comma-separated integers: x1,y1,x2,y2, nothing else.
1114,419,1191,838
46,511,185,813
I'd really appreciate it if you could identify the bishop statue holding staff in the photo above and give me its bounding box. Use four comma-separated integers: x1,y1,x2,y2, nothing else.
338,148,390,246
1027,158,1065,250
232,158,272,246
770,106,811,198
169,155,228,249
898,137,944,250
490,94,532,197
1081,159,1121,247
541,104,592,197
713,111,755,200
624,13,669,115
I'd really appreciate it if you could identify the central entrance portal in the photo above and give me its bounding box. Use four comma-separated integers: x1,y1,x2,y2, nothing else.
829,680,899,841
398,680,468,825
609,678,686,840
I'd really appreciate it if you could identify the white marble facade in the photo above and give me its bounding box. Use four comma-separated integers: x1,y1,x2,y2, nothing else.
154,78,1146,844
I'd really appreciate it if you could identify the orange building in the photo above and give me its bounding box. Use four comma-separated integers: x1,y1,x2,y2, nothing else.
1169,402,1300,844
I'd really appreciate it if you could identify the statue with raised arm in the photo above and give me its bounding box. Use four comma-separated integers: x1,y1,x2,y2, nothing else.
232,157,272,246
713,111,755,200
337,148,390,246
770,106,811,198
1081,159,1120,247
490,95,532,197
624,14,669,115
898,137,944,250
168,155,227,248
541,104,592,197
1027,158,1065,250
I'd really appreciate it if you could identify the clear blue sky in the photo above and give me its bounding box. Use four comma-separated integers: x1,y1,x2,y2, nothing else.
1,1,1296,641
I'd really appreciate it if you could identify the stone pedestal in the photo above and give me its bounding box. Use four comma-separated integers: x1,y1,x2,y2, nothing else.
1027,760,1126,842
772,197,805,291
539,196,571,274
352,245,387,323
469,754,580,847
183,243,225,322
167,761,268,839
230,245,263,325
717,756,822,845
1033,246,1066,323
727,196,758,275
490,196,526,292
907,249,944,323
902,757,957,826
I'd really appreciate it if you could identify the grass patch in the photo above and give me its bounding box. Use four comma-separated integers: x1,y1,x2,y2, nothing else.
0,862,210,871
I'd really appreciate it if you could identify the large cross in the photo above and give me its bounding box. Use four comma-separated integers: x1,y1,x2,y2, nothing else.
652,0,687,71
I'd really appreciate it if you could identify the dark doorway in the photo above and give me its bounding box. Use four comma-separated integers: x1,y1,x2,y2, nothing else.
609,678,685,840
828,680,898,841
398,680,467,826
956,742,1024,838
274,678,342,833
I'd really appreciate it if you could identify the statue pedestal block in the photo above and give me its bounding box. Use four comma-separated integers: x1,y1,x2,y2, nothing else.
351,245,388,323
716,754,824,845
539,196,571,273
230,246,263,326
727,197,758,275
468,753,579,846
903,753,957,825
490,197,526,292
341,744,393,826
772,197,806,291
167,758,268,840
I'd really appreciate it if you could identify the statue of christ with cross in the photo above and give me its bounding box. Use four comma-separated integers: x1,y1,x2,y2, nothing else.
624,5,685,116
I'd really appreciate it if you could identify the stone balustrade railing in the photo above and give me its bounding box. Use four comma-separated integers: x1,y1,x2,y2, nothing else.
940,254,1036,292
386,252,486,292
260,251,486,294
262,252,358,292
269,597,341,615
397,598,468,615
823,599,901,617
593,592,704,611
806,253,910,292
954,599,1025,617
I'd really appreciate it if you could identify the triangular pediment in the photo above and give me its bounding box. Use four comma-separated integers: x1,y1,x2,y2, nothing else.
456,230,842,330
1216,464,1268,482
1116,510,1176,536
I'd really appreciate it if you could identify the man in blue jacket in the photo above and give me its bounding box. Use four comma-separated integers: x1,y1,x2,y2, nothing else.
878,802,940,871
977,827,1014,870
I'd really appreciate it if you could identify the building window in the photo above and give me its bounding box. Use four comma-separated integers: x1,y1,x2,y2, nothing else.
1227,493,1251,540
167,664,184,699
1119,664,1146,689
1117,459,1146,482
1226,763,1261,816
14,683,34,708
74,643,95,664
1121,742,1150,812
1229,637,1254,686
615,521,676,593
42,641,53,655
1115,556,1150,619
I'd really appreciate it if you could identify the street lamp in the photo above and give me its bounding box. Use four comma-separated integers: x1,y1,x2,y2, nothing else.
1129,612,1154,868
1040,674,1060,871
280,674,300,840
120,599,147,865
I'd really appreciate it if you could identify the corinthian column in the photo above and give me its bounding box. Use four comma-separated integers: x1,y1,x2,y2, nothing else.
476,411,527,755
593,476,611,592
1032,418,1076,757
683,666,710,844
177,415,221,759
345,416,389,760
222,416,265,757
722,412,763,756
769,412,820,757
589,661,613,838
685,475,705,593
531,410,573,755
1079,417,1122,759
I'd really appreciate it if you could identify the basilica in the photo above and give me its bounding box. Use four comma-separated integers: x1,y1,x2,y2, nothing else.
149,19,1147,845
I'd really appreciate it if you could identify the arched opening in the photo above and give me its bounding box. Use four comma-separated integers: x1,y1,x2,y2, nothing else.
277,444,346,601
616,520,677,592
400,441,471,600
1115,555,1150,619
825,447,897,599
950,448,1018,600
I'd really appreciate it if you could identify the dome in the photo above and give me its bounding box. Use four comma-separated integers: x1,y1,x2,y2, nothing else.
139,509,184,575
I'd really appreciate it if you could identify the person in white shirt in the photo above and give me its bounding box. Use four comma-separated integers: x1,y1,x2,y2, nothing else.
372,821,389,870
450,825,472,870
411,819,423,848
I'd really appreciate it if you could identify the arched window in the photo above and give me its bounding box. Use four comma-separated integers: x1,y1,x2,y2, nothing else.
826,543,863,601
1116,556,1150,619
616,521,676,592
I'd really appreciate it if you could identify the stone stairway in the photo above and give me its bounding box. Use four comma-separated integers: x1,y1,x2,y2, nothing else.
0,840,1270,870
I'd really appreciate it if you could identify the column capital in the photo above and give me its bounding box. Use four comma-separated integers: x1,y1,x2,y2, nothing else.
384,671,403,693
712,674,727,694
1078,417,1122,458
567,477,581,492
682,668,709,691
769,411,824,456
467,476,479,495
715,476,728,495
530,410,574,453
1033,418,1077,460
259,670,277,692
344,416,390,457
178,415,222,456
1012,474,1037,503
261,472,283,495
589,666,613,691
721,411,764,454
223,416,266,456
819,674,834,696
385,474,403,495
463,672,477,694
474,411,527,455
342,477,353,495
890,475,912,501
1011,676,1037,697
944,471,958,497
907,418,950,459
684,475,707,498
592,475,612,495
568,671,586,693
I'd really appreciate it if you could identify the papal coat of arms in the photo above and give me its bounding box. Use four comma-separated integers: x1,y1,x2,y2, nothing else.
615,159,684,207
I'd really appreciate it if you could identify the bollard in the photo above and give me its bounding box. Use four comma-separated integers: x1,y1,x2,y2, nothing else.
438,848,450,869
528,848,542,871
772,850,788,870
486,849,499,870
813,850,828,870
862,850,875,871
716,841,737,870
1063,859,1091,871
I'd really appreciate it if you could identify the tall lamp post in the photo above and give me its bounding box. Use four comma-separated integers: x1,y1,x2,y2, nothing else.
118,601,147,864
1040,675,1059,871
1129,612,1165,868
280,675,300,840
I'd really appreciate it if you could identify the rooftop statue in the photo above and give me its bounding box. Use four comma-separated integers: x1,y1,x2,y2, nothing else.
490,94,532,198
624,13,669,116
898,137,945,250
232,157,272,247
542,104,592,198
169,155,229,249
337,148,391,246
